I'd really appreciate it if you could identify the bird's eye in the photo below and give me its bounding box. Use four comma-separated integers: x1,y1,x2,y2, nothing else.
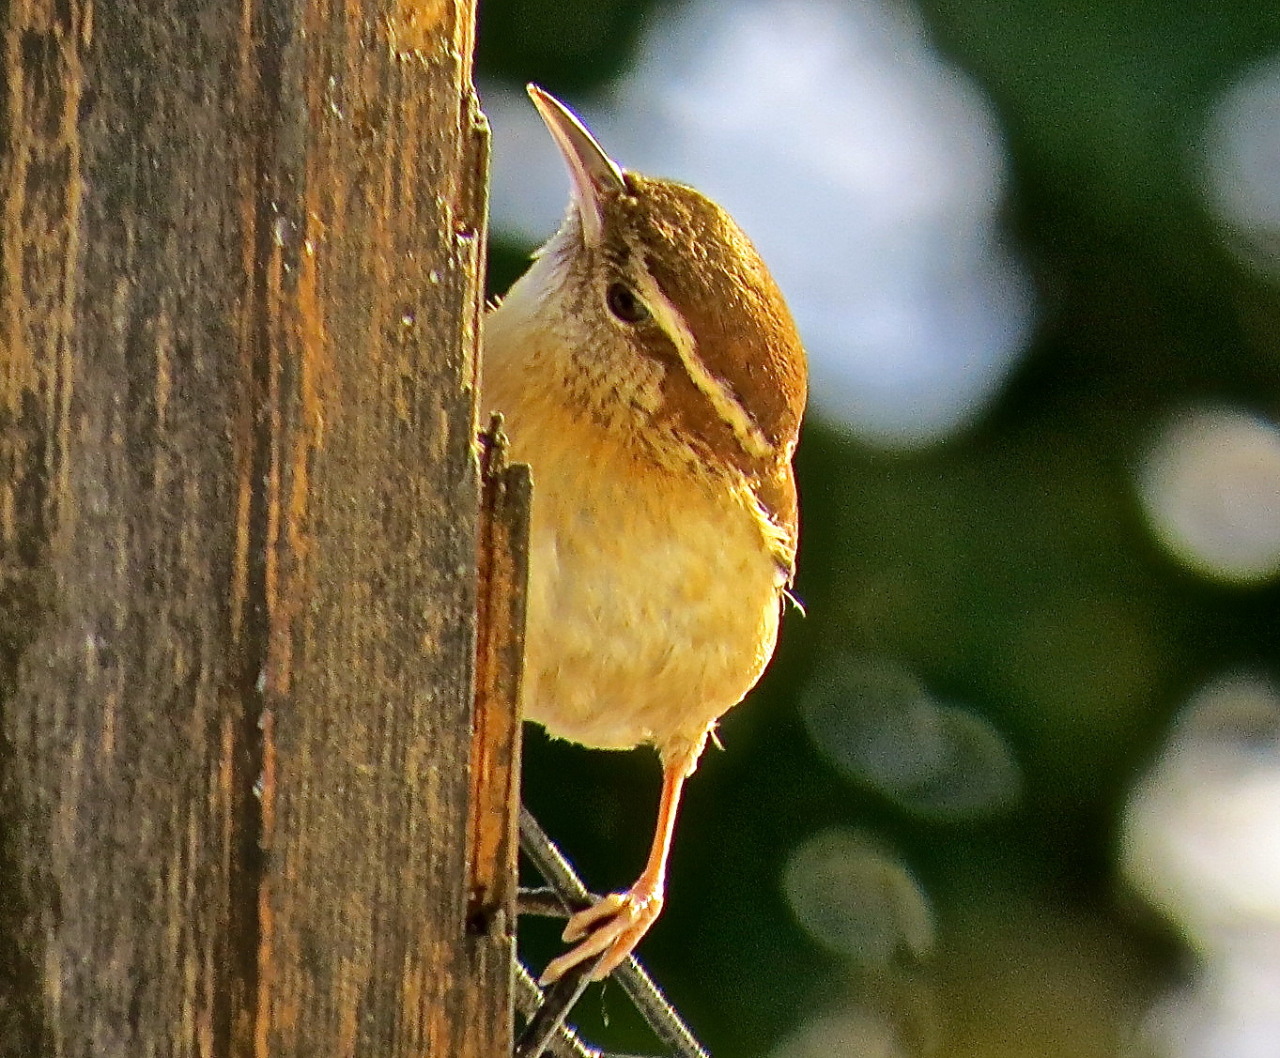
606,282,649,324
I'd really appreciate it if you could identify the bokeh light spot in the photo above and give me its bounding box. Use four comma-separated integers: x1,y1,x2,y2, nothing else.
802,655,1020,819
1123,672,1280,950
1202,53,1280,273
1138,407,1280,584
771,1006,908,1058
1123,673,1280,1058
782,828,933,966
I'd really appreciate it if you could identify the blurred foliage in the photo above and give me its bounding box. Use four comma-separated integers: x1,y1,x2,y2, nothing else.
476,0,660,92
478,0,1280,1054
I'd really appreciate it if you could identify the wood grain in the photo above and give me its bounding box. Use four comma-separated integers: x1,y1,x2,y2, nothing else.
0,0,515,1054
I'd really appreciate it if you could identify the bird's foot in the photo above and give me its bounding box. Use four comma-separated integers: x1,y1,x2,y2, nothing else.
538,884,664,984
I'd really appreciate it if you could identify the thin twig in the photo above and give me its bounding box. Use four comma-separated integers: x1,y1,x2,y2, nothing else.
514,961,672,1058
518,886,579,917
515,959,601,1058
518,807,711,1058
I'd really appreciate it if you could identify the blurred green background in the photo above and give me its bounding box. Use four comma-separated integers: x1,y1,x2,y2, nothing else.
478,1,1280,1055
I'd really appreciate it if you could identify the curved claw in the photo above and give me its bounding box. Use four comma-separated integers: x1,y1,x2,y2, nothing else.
539,888,664,984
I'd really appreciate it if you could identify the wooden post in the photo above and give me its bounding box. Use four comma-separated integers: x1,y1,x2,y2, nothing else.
0,0,519,1054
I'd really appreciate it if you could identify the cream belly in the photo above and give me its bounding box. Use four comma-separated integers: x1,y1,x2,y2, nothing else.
509,412,784,755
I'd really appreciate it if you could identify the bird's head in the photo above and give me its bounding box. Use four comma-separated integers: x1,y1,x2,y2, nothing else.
498,85,807,479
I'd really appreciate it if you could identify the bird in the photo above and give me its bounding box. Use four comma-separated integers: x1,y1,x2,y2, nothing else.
481,84,807,985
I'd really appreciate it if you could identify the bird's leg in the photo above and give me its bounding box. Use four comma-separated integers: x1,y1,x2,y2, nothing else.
539,731,708,985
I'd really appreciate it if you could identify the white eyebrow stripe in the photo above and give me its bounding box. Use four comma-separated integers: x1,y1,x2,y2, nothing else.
631,266,773,461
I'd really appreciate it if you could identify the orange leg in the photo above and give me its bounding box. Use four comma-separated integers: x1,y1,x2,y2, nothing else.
540,733,706,984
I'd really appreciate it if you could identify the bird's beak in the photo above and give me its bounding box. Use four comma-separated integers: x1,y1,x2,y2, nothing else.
527,84,625,247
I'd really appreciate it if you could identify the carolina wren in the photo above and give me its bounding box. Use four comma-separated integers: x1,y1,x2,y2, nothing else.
482,85,807,984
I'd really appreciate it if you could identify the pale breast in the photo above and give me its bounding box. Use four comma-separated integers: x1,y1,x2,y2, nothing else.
508,402,785,754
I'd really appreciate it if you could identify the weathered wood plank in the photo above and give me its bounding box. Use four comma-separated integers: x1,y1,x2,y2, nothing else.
0,0,509,1054
1,2,266,1054
236,0,496,1054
